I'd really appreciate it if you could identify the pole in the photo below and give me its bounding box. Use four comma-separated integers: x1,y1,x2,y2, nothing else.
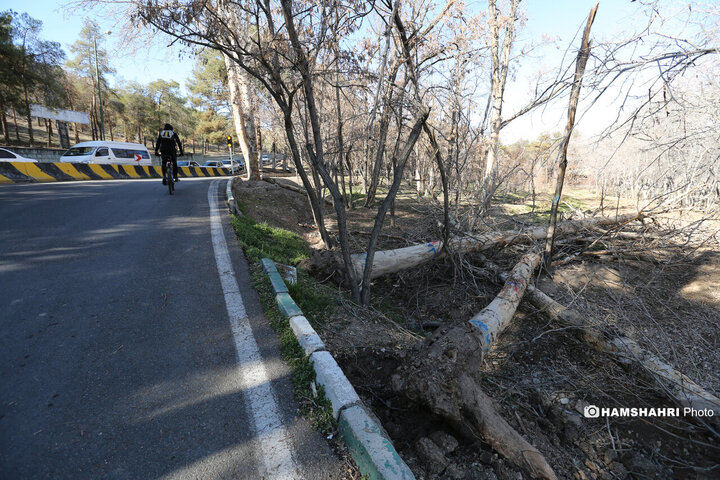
229,144,234,174
93,36,105,141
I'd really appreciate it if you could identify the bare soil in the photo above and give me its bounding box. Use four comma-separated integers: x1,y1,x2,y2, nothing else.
234,176,720,480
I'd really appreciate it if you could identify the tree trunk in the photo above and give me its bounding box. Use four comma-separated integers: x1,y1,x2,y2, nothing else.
359,108,429,304
283,110,334,249
544,3,598,271
0,106,9,145
482,0,520,196
342,213,642,280
346,148,354,209
22,84,34,146
365,59,400,207
392,252,556,479
364,0,400,207
223,53,260,181
11,107,20,143
392,11,451,247
281,0,361,300
47,119,54,147
469,251,541,352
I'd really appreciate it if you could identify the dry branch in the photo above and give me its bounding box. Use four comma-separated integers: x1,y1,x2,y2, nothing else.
512,277,720,419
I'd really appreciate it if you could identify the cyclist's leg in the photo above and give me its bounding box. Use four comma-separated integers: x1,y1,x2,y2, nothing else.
161,155,168,184
172,154,179,181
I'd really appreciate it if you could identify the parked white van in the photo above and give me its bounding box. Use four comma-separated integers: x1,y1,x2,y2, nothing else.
60,141,152,166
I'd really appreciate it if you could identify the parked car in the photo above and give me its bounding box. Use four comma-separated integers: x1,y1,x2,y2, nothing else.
222,159,245,171
202,160,224,168
59,141,152,166
0,147,39,162
177,160,201,167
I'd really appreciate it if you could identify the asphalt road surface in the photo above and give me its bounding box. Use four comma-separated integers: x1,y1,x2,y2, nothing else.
0,178,346,479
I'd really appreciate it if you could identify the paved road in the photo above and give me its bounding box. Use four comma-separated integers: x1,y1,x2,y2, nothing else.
0,178,345,479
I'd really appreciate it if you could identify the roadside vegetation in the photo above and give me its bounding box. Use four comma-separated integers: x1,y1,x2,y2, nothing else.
230,202,336,436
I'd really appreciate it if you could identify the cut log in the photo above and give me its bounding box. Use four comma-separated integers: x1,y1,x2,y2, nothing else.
469,251,542,353
519,282,720,418
350,213,642,280
392,252,556,479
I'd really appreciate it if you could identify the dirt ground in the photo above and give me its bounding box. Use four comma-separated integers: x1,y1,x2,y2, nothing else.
233,176,720,480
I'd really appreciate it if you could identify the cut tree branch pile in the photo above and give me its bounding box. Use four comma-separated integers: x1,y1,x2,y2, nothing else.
348,213,642,280
517,279,720,420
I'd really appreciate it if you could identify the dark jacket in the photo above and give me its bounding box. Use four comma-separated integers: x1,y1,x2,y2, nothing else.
155,129,183,156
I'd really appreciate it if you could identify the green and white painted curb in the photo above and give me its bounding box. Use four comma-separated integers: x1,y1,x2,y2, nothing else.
261,256,415,480
339,405,415,480
226,178,239,215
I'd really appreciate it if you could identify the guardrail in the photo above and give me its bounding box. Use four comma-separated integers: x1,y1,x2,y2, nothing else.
0,161,236,183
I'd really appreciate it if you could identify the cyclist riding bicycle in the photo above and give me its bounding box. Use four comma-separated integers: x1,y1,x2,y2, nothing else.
155,123,184,184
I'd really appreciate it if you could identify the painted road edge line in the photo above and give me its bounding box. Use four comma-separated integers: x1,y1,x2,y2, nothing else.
259,255,415,480
209,180,298,479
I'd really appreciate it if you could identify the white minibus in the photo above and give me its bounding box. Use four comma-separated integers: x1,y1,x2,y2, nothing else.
60,141,152,166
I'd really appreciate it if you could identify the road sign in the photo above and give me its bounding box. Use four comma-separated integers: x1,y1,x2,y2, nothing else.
134,154,142,162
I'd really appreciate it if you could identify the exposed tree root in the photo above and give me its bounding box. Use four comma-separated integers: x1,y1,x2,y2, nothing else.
391,251,557,479
391,322,557,479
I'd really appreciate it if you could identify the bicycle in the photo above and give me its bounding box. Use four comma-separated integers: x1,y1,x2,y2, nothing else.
161,154,175,194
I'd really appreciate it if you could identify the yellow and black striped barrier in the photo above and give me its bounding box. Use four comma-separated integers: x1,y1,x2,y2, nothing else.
0,162,237,184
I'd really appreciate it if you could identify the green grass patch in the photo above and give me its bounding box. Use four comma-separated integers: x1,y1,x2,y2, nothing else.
231,207,309,265
287,270,335,325
350,191,367,203
231,203,336,434
251,269,336,434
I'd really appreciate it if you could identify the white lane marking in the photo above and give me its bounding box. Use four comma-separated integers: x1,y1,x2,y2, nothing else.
208,180,298,479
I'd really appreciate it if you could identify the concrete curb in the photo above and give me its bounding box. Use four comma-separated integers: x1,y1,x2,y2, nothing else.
260,256,415,480
226,178,239,215
0,161,236,184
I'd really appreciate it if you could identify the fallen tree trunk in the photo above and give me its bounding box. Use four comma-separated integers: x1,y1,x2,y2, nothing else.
262,176,334,205
519,281,720,418
392,252,557,479
470,251,542,353
349,213,642,280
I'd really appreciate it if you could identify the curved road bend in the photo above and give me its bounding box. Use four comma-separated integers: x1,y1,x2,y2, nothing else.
0,178,345,479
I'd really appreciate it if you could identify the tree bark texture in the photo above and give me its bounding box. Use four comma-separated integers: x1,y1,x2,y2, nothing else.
223,53,261,181
346,213,642,280
543,3,598,271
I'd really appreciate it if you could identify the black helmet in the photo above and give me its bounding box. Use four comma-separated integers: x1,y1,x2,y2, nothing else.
164,123,173,130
